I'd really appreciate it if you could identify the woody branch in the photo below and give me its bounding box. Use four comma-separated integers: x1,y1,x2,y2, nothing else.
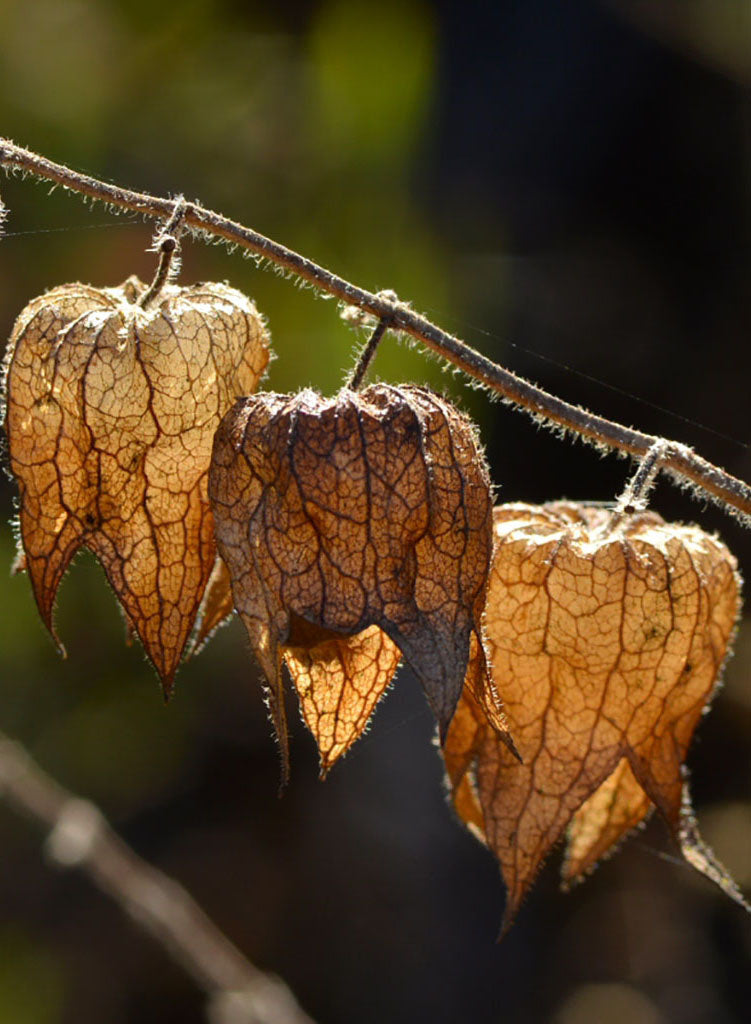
2,138,750,521
0,731,315,1024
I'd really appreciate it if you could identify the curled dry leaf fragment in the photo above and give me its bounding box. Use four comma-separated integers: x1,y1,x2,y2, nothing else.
3,277,270,691
443,501,747,931
209,384,509,778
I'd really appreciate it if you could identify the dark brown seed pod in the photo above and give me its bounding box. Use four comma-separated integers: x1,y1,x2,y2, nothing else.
209,384,509,778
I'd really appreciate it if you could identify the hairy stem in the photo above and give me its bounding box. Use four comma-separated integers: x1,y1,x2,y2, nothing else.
617,440,672,512
0,730,314,1024
347,314,392,390
139,235,179,309
2,138,751,521
139,195,187,309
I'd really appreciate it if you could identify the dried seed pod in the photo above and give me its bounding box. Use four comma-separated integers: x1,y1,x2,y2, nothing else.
443,501,746,930
3,276,270,690
209,384,508,777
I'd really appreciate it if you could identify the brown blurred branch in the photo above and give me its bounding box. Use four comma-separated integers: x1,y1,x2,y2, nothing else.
0,731,315,1024
2,138,751,523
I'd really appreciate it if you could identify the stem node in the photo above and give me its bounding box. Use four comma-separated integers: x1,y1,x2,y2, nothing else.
138,195,187,309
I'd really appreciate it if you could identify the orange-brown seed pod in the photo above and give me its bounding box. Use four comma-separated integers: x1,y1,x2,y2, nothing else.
3,276,270,691
443,501,746,931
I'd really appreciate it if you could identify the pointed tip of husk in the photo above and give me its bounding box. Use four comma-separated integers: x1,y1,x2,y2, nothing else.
277,749,291,796
268,686,291,795
678,806,751,914
500,727,523,765
39,605,66,660
159,668,178,704
496,904,518,942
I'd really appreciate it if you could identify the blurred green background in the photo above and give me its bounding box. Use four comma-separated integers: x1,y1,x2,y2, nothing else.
1,1,750,1022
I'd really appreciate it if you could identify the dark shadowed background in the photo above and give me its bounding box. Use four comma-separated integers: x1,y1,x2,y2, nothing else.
1,1,750,1022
